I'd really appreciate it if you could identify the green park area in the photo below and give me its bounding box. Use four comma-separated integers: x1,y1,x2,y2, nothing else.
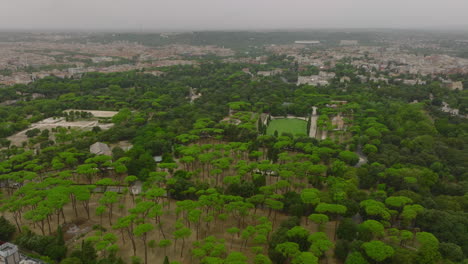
266,118,308,137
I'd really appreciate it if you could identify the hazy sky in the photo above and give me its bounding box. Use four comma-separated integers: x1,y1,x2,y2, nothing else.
1,0,467,31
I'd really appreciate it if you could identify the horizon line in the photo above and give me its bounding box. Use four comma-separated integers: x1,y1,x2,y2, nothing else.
0,26,467,34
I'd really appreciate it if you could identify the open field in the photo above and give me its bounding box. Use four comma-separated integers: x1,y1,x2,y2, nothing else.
7,117,114,146
64,110,119,118
267,118,307,137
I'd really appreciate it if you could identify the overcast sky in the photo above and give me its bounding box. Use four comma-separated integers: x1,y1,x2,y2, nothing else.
1,0,467,31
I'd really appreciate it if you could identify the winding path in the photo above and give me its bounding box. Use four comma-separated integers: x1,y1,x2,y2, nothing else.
355,145,368,167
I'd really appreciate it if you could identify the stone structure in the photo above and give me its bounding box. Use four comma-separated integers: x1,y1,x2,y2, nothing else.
90,142,112,156
0,243,20,264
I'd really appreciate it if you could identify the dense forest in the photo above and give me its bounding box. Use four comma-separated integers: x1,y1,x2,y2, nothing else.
0,55,467,264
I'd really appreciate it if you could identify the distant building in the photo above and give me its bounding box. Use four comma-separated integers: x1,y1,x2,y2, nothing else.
357,75,368,83
68,67,85,75
68,67,86,78
369,77,389,84
297,71,335,86
31,73,50,81
319,71,336,79
90,142,112,156
441,102,460,116
443,81,464,91
241,68,251,74
257,71,272,77
91,57,113,63
297,76,328,86
340,40,359,46
31,93,46,100
402,79,426,86
257,69,283,77
326,101,348,108
340,76,351,83
403,79,418,86
145,71,165,77
0,243,20,264
294,40,321,45
330,100,348,105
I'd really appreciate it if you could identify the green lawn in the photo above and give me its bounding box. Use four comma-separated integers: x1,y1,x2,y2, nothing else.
266,118,308,137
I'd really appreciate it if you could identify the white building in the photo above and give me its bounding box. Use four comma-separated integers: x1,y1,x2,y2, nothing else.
91,57,114,63
403,79,426,86
297,71,336,86
297,76,329,86
90,142,112,156
294,40,321,45
19,260,40,264
0,243,20,264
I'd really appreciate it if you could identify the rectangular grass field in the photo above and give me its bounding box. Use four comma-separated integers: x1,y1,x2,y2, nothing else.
266,118,308,137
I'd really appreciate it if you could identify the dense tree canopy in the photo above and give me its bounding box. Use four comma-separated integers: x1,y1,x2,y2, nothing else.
0,49,467,264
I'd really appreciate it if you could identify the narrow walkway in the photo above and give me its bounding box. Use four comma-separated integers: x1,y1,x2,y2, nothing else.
355,145,368,167
309,106,318,138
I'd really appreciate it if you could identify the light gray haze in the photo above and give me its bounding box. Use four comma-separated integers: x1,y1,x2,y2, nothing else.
1,0,467,31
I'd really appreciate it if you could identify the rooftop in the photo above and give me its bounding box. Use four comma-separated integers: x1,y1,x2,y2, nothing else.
0,242,18,257
90,142,112,156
